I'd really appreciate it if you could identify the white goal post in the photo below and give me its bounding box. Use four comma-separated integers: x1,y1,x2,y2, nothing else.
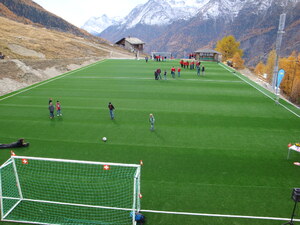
0,156,141,225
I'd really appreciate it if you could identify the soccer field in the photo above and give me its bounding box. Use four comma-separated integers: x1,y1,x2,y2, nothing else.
1,59,300,225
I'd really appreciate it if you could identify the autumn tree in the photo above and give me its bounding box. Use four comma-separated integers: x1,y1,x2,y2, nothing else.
265,50,276,84
291,77,300,104
293,53,300,104
215,35,243,61
254,51,300,104
232,52,245,69
280,51,300,103
254,61,265,77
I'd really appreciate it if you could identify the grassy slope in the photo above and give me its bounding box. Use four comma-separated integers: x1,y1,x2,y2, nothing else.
0,16,131,59
0,59,300,225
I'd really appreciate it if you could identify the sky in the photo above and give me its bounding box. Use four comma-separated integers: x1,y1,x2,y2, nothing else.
33,0,148,27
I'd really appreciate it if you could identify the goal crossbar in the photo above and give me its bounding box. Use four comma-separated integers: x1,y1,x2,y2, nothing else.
11,156,140,168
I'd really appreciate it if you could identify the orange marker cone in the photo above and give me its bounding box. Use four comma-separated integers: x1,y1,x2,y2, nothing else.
140,160,143,166
11,151,16,156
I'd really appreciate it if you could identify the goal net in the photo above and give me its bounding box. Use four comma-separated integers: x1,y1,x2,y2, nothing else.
0,156,141,225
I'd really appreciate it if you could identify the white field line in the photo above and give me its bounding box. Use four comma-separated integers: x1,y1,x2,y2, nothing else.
1,198,296,222
70,76,243,83
140,209,300,222
0,60,107,102
219,63,300,118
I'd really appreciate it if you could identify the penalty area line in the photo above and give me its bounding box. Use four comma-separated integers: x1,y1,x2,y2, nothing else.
140,209,299,222
0,59,107,102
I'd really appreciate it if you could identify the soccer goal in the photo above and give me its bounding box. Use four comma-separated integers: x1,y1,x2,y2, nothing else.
0,156,141,225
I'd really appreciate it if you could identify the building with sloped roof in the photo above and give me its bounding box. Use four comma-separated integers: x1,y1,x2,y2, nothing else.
194,49,222,62
115,37,145,53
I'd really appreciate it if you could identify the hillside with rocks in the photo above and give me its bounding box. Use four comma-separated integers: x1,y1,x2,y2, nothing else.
0,15,135,96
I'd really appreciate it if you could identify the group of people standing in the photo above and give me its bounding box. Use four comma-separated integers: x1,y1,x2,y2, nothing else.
154,67,182,80
180,60,205,76
48,98,62,119
153,55,168,62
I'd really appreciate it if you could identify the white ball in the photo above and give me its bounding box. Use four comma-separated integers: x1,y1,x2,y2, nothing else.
102,137,107,142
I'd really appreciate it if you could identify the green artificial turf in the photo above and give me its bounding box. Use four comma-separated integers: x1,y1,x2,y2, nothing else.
0,59,300,224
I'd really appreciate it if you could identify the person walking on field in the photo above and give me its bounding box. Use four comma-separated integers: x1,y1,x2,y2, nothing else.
149,113,155,131
56,101,62,117
157,68,162,79
49,102,54,119
154,70,158,80
108,102,115,120
177,67,181,77
196,65,200,76
171,66,176,78
202,65,205,76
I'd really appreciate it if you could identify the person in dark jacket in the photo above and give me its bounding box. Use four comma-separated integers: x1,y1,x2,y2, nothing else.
49,102,54,119
0,138,29,149
108,102,115,119
154,71,158,80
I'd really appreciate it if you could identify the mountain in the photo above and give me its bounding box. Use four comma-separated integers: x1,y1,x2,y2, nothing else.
81,15,121,35
119,0,210,29
97,0,300,66
0,0,91,38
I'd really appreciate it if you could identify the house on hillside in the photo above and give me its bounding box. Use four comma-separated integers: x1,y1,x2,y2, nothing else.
194,49,222,62
115,37,145,53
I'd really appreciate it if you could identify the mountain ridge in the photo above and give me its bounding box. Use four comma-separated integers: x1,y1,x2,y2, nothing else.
95,0,300,65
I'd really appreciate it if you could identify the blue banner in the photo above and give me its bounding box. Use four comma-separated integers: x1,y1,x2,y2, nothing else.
277,69,285,88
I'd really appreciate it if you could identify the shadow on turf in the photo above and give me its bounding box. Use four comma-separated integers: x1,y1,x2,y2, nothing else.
151,130,165,141
111,119,119,125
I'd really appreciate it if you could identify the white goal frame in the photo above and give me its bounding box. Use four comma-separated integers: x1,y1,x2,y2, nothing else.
0,156,141,225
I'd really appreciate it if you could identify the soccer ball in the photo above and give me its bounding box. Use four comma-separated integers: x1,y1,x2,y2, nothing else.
102,137,107,142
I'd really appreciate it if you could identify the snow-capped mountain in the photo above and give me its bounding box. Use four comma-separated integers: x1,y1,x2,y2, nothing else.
97,0,300,66
194,0,274,21
81,15,121,35
121,0,210,29
82,0,211,33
